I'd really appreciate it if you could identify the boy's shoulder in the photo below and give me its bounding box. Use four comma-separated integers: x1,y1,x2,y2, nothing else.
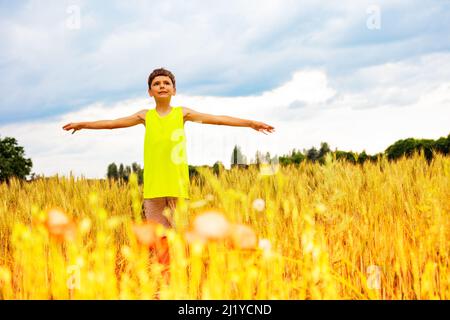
138,109,149,121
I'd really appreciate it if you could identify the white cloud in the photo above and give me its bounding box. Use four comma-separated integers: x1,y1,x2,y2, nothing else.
3,0,448,124
1,52,449,179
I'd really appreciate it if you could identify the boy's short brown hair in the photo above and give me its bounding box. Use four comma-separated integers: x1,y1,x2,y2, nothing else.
148,68,176,90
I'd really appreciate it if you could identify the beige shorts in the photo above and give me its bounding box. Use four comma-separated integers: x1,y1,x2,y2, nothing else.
143,197,178,226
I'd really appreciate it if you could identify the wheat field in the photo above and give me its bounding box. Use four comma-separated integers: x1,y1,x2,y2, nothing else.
0,152,448,299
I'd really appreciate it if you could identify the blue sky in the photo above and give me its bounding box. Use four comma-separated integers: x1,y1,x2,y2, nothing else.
1,0,450,178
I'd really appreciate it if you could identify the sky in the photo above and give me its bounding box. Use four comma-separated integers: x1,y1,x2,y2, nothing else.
0,0,449,179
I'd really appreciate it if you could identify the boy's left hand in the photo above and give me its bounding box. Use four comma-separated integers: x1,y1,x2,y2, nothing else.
250,121,275,135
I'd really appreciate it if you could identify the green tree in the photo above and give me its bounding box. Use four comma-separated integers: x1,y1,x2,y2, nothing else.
188,165,199,179
0,136,33,183
124,165,132,182
107,162,118,180
291,149,305,164
318,142,331,164
231,145,247,166
131,162,143,185
254,150,264,166
318,142,331,158
213,161,225,176
334,150,357,163
279,148,305,166
306,147,319,162
118,163,125,180
385,137,438,161
131,162,140,174
109,162,143,184
358,150,368,164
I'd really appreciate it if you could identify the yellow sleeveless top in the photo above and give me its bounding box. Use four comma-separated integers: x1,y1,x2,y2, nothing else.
143,106,190,199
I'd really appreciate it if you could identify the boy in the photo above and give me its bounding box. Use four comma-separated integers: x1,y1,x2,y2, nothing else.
63,68,275,228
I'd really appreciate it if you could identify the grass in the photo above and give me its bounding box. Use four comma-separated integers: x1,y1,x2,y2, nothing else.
0,151,448,299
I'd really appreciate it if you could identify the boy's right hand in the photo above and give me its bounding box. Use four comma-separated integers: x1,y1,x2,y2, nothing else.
62,122,83,134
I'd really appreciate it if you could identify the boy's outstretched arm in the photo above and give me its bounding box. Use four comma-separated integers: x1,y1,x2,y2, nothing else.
62,109,147,134
183,107,275,135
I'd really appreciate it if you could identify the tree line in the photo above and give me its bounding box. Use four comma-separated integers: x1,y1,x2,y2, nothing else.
277,134,450,166
105,133,450,183
1,133,449,184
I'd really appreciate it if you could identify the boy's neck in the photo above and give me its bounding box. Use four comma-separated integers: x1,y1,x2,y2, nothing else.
155,100,171,111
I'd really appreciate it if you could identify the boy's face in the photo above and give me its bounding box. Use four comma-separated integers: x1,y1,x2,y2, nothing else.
148,75,176,100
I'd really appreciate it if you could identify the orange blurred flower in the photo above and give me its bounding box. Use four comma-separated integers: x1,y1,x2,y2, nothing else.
184,210,259,250
132,222,160,248
192,211,231,241
132,222,170,273
229,224,257,250
184,229,207,245
45,208,76,241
